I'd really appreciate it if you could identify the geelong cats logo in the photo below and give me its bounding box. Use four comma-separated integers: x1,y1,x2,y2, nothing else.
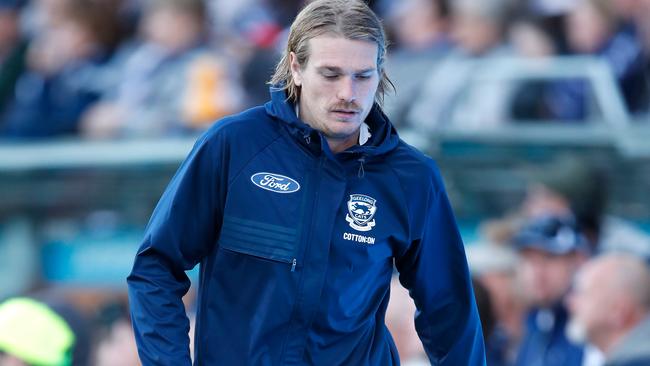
346,194,377,232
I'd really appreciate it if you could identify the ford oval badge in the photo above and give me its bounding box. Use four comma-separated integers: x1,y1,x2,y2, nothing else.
251,172,301,194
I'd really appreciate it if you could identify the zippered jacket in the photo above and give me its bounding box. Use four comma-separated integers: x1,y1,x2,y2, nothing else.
127,87,486,365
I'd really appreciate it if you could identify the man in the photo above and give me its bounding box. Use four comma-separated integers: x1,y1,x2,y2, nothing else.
127,1,485,364
567,253,650,366
513,215,590,366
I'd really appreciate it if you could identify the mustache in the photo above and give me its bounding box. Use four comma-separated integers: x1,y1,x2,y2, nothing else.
330,102,361,112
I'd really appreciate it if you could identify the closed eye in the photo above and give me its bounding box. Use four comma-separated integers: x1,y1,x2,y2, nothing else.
355,70,376,80
323,74,340,80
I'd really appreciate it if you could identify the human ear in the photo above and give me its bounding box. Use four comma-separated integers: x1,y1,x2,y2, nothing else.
289,52,302,86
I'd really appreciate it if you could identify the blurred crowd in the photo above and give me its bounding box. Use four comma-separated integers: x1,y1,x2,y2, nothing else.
1,0,650,365
389,0,650,130
386,155,650,366
0,0,649,140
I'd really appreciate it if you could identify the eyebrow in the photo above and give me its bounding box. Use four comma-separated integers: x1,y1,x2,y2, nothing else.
317,66,376,74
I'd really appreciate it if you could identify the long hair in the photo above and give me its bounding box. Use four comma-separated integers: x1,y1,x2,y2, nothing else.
269,0,394,106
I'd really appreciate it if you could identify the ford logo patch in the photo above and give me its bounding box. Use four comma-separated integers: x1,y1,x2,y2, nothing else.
251,172,301,194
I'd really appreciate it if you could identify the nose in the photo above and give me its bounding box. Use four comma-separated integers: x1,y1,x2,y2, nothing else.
336,76,356,102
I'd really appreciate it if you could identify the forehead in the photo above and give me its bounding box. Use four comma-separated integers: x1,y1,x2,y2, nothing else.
305,35,378,71
520,247,572,262
587,260,617,281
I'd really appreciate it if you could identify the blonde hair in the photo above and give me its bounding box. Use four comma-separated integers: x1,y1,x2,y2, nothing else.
270,0,394,105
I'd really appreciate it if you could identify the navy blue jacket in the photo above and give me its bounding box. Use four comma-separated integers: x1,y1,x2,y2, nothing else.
127,87,485,365
516,304,583,366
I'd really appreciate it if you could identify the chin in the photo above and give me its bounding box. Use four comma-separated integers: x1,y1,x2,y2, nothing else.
324,127,357,139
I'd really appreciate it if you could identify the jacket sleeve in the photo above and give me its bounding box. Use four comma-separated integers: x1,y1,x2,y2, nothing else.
127,130,227,365
395,169,486,365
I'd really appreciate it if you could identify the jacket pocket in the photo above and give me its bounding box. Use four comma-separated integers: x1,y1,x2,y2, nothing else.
218,215,298,265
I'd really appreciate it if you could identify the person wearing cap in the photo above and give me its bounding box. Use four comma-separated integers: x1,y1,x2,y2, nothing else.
0,297,75,366
522,156,607,252
524,155,650,259
513,215,591,366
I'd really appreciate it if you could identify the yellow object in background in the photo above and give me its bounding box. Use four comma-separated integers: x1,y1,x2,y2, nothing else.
182,56,228,127
0,297,75,366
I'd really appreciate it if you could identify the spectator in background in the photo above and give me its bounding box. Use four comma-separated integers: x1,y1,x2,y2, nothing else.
384,276,429,366
382,0,451,128
518,0,578,54
522,155,650,258
507,16,562,121
557,0,649,118
0,297,75,366
468,243,526,366
513,215,590,366
0,0,120,138
94,319,140,366
406,0,515,132
30,289,94,366
509,16,557,60
522,156,607,250
93,301,140,366
0,0,27,117
567,253,650,366
81,0,243,139
210,1,310,109
235,0,288,108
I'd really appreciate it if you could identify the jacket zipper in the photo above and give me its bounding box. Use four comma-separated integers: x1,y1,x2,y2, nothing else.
220,247,297,272
278,155,325,363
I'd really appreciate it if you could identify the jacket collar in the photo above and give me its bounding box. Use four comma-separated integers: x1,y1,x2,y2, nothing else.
264,86,399,158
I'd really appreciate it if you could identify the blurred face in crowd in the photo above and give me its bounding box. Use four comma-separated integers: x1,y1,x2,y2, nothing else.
566,255,650,353
94,319,140,366
567,1,613,53
143,6,203,54
290,35,380,153
0,9,19,52
518,248,585,307
479,271,520,323
390,0,445,49
451,10,501,56
52,21,97,61
565,261,618,348
27,21,97,75
509,21,555,58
